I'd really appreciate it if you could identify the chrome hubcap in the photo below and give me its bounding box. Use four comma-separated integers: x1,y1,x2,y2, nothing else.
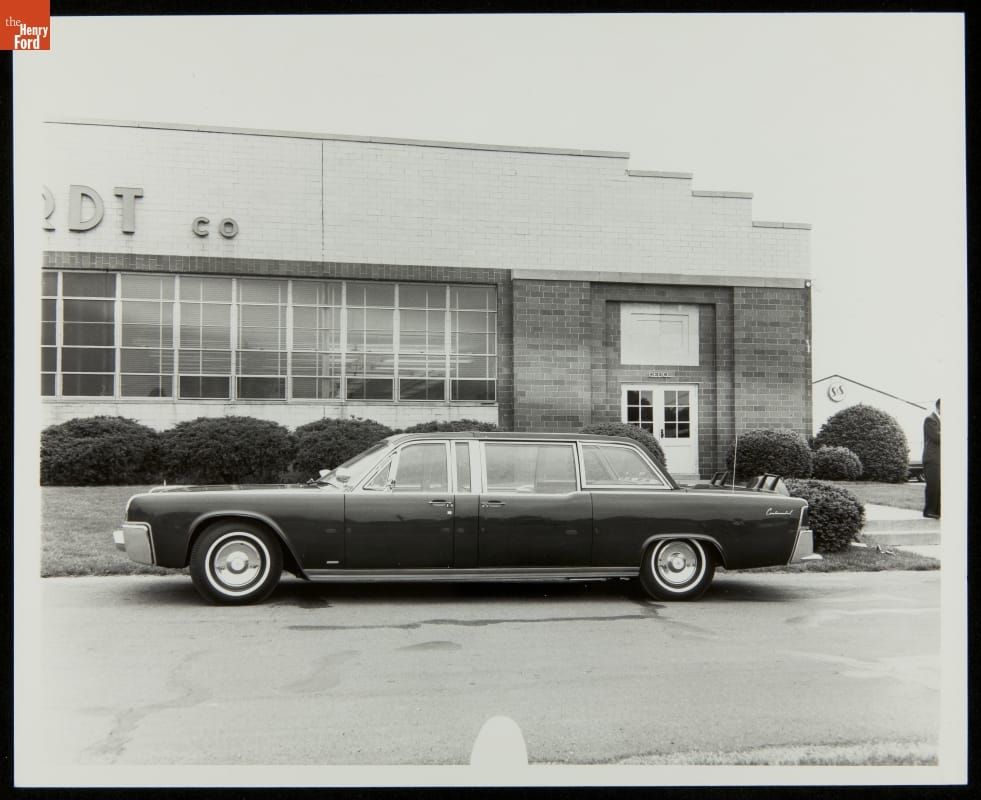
212,540,262,588
655,542,700,586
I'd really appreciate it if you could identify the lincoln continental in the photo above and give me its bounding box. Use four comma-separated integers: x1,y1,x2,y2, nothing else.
113,432,813,604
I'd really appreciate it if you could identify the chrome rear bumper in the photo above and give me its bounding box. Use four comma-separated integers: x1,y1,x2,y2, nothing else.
790,528,814,562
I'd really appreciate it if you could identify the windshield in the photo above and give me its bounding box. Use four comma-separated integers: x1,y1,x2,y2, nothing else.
317,441,392,487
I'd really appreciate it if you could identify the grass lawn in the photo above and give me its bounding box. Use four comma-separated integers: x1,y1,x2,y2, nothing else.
40,482,937,577
41,486,184,577
830,480,925,511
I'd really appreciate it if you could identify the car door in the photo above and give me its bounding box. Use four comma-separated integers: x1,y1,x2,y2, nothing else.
477,441,592,567
344,441,455,569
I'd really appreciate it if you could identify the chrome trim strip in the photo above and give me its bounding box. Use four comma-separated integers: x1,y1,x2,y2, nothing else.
304,567,637,582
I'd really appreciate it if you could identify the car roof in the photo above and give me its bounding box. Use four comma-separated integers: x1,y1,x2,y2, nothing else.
385,431,644,446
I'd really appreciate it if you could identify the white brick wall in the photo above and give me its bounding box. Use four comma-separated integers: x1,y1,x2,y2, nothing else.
41,121,810,280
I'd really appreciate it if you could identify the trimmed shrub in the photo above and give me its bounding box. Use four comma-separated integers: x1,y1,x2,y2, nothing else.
814,404,909,483
811,446,863,481
41,416,162,486
725,428,813,481
579,422,666,467
785,478,866,553
293,417,394,477
399,419,500,433
159,416,295,485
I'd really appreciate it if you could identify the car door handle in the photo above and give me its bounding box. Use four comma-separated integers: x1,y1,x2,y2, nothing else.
480,500,506,508
429,499,454,507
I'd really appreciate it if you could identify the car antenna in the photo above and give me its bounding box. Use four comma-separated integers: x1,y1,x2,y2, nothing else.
731,433,738,493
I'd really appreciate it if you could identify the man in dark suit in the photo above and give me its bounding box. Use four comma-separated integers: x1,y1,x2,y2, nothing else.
923,398,941,519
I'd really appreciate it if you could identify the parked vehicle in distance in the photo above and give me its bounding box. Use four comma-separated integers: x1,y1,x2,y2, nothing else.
114,432,813,605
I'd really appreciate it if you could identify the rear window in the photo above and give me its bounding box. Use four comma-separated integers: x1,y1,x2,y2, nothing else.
580,444,665,487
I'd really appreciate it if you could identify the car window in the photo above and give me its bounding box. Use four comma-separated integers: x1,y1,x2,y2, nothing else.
581,444,665,487
455,442,471,492
484,443,577,494
364,456,394,490
392,443,449,493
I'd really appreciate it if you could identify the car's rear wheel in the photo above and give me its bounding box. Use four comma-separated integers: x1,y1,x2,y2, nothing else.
189,521,283,605
639,538,715,601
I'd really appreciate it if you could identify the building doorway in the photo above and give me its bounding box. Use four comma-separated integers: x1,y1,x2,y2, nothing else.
621,384,699,476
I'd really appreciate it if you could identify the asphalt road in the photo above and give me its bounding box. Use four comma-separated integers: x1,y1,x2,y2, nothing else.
27,570,940,773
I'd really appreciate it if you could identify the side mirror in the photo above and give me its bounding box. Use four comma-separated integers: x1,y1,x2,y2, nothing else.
334,467,352,484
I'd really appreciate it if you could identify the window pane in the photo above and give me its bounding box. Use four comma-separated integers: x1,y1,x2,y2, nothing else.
42,272,58,296
581,445,663,486
63,272,115,297
452,380,495,401
238,351,287,374
122,374,173,398
42,299,56,321
484,443,575,493
239,280,287,304
365,458,394,490
394,444,448,492
399,284,446,309
293,281,341,306
121,348,174,373
41,347,56,371
346,378,392,400
451,286,495,310
237,377,286,399
62,373,114,396
63,323,114,347
455,443,471,492
452,355,494,379
64,300,113,323
399,379,446,401
41,373,55,396
179,376,229,399
292,377,341,399
348,283,394,307
62,348,115,372
121,274,174,300
122,323,173,348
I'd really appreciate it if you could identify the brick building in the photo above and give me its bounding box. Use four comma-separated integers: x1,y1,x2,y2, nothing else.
39,119,812,478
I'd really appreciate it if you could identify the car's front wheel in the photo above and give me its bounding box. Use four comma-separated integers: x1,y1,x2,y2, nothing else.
189,521,283,605
639,538,715,601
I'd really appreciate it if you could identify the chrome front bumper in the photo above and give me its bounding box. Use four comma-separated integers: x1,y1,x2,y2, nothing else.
112,522,155,565
790,527,814,562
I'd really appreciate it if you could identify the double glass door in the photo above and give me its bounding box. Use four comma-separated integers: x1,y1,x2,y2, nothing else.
621,384,698,475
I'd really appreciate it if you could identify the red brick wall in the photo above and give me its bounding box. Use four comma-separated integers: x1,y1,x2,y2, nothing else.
732,286,812,436
511,278,812,476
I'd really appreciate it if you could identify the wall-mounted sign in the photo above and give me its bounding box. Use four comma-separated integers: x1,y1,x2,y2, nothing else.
43,185,240,239
828,381,846,402
647,371,671,378
43,185,144,234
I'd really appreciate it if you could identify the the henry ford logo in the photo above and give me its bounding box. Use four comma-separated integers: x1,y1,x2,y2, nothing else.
3,0,50,50
766,508,794,516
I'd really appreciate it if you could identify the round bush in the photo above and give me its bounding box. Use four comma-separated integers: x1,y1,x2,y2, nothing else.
41,416,162,486
293,417,394,477
785,478,866,553
399,419,500,433
579,422,666,467
811,446,863,481
725,428,813,481
159,416,295,485
813,404,909,483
